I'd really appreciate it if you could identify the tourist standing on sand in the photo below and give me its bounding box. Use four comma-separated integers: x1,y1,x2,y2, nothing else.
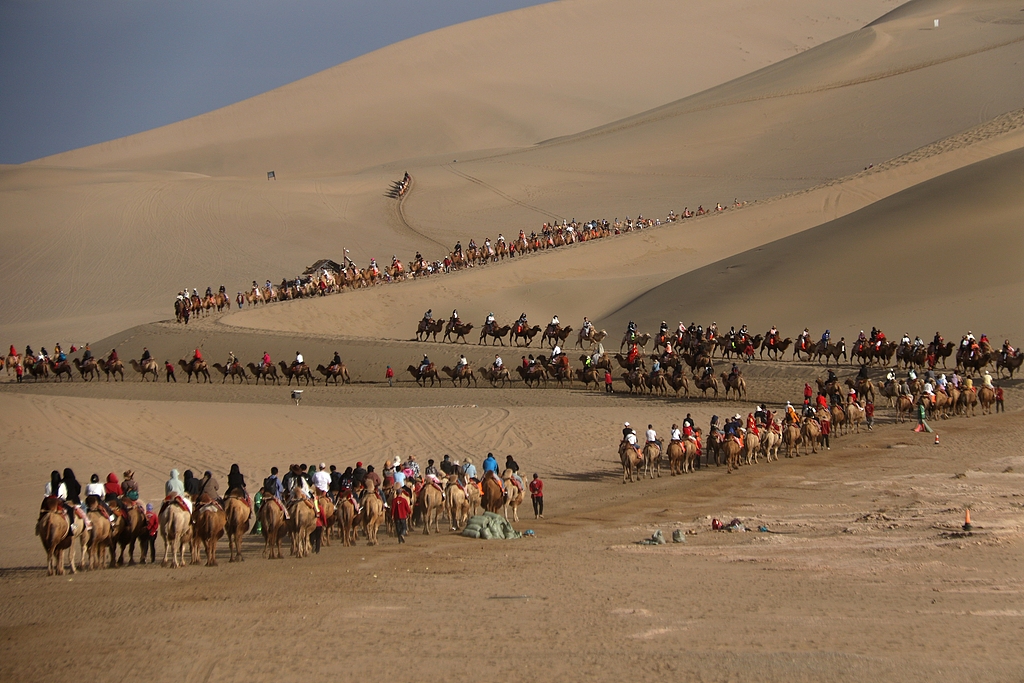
530,474,544,519
386,365,394,386
393,486,412,543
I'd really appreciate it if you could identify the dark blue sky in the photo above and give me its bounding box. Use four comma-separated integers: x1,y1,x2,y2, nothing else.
0,0,551,164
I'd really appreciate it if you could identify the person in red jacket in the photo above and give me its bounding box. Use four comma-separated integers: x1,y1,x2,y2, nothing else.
529,473,544,519
144,503,159,563
392,488,412,543
803,383,813,404
605,370,613,393
385,365,394,387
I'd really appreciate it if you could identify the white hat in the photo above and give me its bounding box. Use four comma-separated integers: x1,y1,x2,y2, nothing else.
786,401,791,406
319,462,326,470
624,422,630,427
734,414,741,420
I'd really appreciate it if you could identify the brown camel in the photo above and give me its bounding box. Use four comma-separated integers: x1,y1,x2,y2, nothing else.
130,358,160,381
316,363,350,385
443,322,474,344
720,372,747,400
194,502,226,566
511,324,542,347
957,387,979,417
416,319,443,342
96,358,124,381
335,495,358,547
996,354,1023,378
359,484,384,546
479,325,512,346
4,352,21,374
694,374,719,398
642,441,662,479
618,440,644,483
481,472,505,511
576,328,607,349
247,362,280,385
316,493,335,547
978,386,996,414
719,437,743,472
620,332,652,352
177,358,210,383
278,361,315,386
445,476,470,531
485,365,513,388
542,325,573,348
760,428,781,463
47,359,74,382
22,358,49,381
667,441,686,476
158,497,192,568
259,496,287,558
441,365,478,387
801,418,822,453
111,500,147,566
85,496,113,570
213,362,250,384
744,431,761,465
73,357,101,381
415,481,444,534
407,364,441,387
516,364,547,387
223,495,251,562
574,367,602,390
287,497,316,556
760,337,793,361
37,507,72,576
502,470,525,522
782,424,802,458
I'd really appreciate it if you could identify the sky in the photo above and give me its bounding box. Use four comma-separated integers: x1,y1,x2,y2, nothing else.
0,0,552,164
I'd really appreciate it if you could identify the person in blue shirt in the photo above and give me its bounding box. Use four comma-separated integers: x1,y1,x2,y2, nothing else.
482,453,499,474
460,458,477,485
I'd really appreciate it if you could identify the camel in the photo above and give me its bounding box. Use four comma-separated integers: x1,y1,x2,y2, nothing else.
223,495,251,562
441,364,478,387
415,480,444,534
574,367,603,390
957,387,979,417
259,496,287,558
484,365,513,388
516,364,547,387
996,354,1023,378
665,373,690,398
466,479,482,517
407,364,442,387
212,362,250,384
479,324,512,346
84,496,112,570
978,386,996,414
956,350,991,376
929,341,956,368
159,497,193,568
278,361,315,386
744,430,761,465
719,436,743,472
316,363,350,385
511,324,542,347
247,362,280,385
37,506,72,576
575,328,607,349
445,476,470,531
619,332,652,352
815,340,847,366
502,469,525,522
720,372,747,400
641,441,662,479
694,374,719,398
842,402,864,433
895,394,915,423
286,496,316,556
130,358,160,381
193,502,226,566
782,423,802,458
96,358,124,381
111,500,147,566
443,322,474,344
667,441,687,475
618,440,644,483
73,357,101,381
760,428,781,463
791,337,816,362
416,319,444,342
177,358,210,383
47,359,74,382
359,484,384,546
760,337,792,361
335,494,358,547
481,472,505,511
801,418,822,453
5,351,20,375
542,325,573,348
22,358,49,381
621,370,649,395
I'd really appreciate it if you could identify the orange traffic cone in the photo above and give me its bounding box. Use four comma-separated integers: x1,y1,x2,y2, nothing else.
963,509,973,531
934,434,940,445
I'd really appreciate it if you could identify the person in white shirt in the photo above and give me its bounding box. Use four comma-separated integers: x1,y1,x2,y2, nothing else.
44,470,67,499
670,424,682,442
311,464,331,494
84,474,105,498
551,344,562,358
457,354,468,368
550,315,559,328
292,352,304,368
645,424,658,444
493,355,503,369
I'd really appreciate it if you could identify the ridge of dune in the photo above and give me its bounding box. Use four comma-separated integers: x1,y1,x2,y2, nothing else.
30,0,897,176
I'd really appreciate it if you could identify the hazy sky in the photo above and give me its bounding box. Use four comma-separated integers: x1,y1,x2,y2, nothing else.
0,0,552,164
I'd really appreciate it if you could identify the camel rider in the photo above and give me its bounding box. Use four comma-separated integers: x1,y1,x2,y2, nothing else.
493,355,503,370
369,258,378,275
551,344,562,361
55,347,66,363
848,388,858,404
922,381,934,399
982,372,994,389
645,424,658,448
219,285,226,296
754,404,768,425
482,452,500,483
676,321,686,337
886,369,896,383
729,364,740,382
937,374,948,393
933,332,942,347
768,326,778,344
193,288,199,299
875,329,886,350
826,369,837,385
485,312,495,333
423,309,433,325
821,329,831,344
192,348,202,363
107,348,118,364
468,239,477,251
82,345,92,362
454,241,462,256
265,280,272,292
622,423,640,454
140,347,152,363
901,333,911,346
292,351,303,369
627,320,637,342
857,364,869,380
330,352,341,371
457,354,468,369
913,336,923,348
582,317,593,338
582,354,592,370
660,321,669,335
549,315,560,333
484,238,491,254
670,424,682,442
799,328,810,345
204,286,212,298
908,368,917,381
739,324,748,338
262,351,271,370
1002,340,1016,361
516,312,528,334
627,343,639,368
226,351,237,371
967,331,976,344
450,309,461,326
497,233,505,245
785,402,799,425
747,413,759,436
702,365,714,381
858,330,867,343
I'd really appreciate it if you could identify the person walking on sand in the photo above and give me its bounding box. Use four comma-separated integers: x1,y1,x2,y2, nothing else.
529,473,544,519
392,486,412,543
914,402,933,433
164,360,176,382
386,365,394,386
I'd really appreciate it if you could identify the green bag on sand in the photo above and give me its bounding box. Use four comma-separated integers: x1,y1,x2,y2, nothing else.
461,512,522,540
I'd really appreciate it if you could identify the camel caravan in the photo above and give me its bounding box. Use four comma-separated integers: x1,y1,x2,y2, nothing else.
36,456,530,575
167,203,725,323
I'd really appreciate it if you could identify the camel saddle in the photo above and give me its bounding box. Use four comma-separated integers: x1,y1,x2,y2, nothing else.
160,495,191,515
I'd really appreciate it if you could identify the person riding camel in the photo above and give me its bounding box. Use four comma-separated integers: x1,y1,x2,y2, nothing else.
450,309,461,326
582,354,592,369
702,365,714,381
857,364,869,380
627,343,639,368
107,348,119,364
785,402,799,425
423,309,434,326
82,344,93,362
292,351,303,369
330,351,342,371
901,333,911,346
858,330,867,343
768,326,778,345
551,344,563,363
913,336,923,348
626,320,637,343
548,315,560,335
821,329,831,344
493,354,503,370
140,347,152,364
660,321,669,336
746,413,759,436
622,422,640,456
1002,340,1016,361
484,312,496,334
419,354,431,375
261,351,271,370
848,388,858,404
799,328,810,345
875,329,886,351
582,317,593,338
516,312,528,335
729,363,740,382
456,354,468,370
192,348,202,363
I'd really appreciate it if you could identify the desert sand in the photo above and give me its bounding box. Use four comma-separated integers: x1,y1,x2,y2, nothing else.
2,0,1023,681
